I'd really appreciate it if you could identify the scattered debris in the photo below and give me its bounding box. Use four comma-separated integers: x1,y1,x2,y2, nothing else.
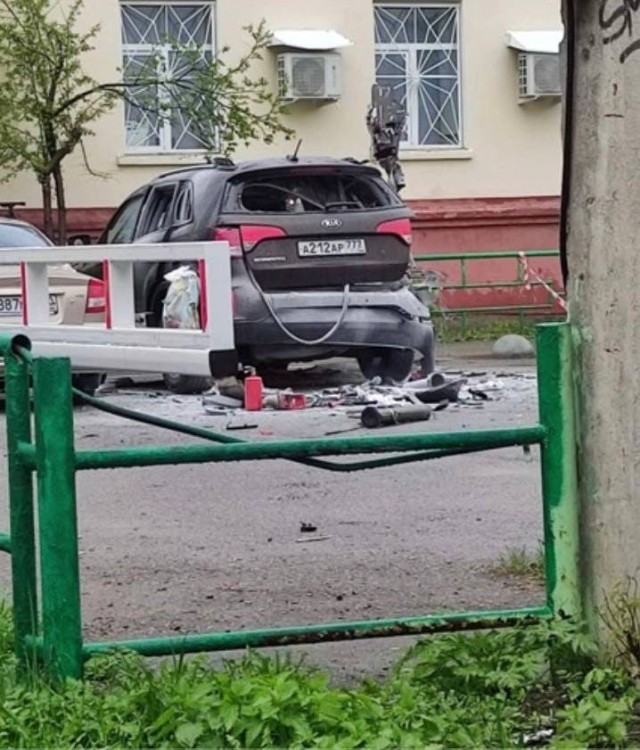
324,426,361,436
203,393,243,412
468,388,490,401
217,377,244,401
277,392,307,410
296,535,332,544
194,369,537,418
411,378,467,404
523,728,554,746
263,391,307,410
226,420,258,431
361,404,432,429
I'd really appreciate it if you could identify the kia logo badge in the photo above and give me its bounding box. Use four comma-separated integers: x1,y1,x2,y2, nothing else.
321,218,343,228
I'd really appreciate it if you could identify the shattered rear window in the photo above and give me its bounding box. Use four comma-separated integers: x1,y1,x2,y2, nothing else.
236,172,398,213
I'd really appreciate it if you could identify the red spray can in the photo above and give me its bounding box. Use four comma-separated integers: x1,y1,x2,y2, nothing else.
244,375,264,411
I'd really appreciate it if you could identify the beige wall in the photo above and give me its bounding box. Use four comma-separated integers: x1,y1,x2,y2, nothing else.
0,0,562,211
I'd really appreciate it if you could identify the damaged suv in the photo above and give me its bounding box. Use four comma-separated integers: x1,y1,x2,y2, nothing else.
97,156,434,391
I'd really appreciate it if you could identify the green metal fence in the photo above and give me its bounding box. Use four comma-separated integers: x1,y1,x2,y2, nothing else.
413,249,564,334
0,323,580,681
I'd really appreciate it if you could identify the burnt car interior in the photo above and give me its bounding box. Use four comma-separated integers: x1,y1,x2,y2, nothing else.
238,173,395,213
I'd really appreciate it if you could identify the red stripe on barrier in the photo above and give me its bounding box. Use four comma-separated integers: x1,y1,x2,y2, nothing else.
102,261,112,329
19,262,28,325
198,260,208,331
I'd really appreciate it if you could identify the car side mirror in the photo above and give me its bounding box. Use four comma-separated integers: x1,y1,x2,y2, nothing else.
68,233,93,246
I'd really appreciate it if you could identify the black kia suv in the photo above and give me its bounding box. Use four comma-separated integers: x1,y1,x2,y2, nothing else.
96,156,435,392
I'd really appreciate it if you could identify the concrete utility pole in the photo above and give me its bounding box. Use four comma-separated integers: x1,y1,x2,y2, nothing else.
563,0,640,638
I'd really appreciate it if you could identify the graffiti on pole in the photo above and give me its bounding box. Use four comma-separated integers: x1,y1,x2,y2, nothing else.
600,0,640,62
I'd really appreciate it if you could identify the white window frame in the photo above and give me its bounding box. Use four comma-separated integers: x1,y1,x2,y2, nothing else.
120,1,216,154
374,3,463,150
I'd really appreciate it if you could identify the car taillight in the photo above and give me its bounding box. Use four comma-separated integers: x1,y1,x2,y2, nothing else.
211,227,243,257
239,225,286,251
212,225,287,255
85,278,106,315
376,218,413,246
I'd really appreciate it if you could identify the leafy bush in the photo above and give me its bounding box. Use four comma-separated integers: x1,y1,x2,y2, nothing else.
0,606,637,748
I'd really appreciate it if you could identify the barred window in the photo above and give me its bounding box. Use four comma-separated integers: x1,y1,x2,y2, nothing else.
120,2,215,151
375,4,461,147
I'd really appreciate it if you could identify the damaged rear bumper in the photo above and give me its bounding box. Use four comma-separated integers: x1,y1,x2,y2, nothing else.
235,287,435,364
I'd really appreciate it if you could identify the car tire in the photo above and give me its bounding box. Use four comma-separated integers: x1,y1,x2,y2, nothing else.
71,373,103,397
357,348,415,383
163,372,213,395
417,344,436,379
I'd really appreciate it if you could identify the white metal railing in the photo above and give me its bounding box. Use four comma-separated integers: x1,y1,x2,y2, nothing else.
0,242,235,377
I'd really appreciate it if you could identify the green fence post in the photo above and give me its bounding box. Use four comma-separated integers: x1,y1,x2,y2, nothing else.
460,258,468,337
33,357,83,681
536,323,582,620
5,353,38,672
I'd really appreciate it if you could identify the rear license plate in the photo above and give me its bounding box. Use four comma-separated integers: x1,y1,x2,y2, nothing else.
0,295,59,317
298,239,366,257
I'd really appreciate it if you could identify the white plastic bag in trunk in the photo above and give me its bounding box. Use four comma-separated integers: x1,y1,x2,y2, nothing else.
162,266,200,329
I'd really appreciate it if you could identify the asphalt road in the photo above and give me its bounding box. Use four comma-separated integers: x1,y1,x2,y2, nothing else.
0,345,544,683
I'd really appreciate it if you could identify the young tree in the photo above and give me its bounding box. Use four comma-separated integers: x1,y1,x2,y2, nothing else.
0,1,293,243
0,0,116,241
143,21,294,160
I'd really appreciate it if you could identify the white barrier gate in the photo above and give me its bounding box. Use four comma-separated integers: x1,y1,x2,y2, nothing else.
0,242,236,377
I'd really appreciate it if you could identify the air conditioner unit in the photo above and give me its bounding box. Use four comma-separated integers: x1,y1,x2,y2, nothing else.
277,52,342,101
518,52,561,101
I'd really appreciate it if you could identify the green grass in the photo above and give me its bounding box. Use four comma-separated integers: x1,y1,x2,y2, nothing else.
494,545,545,581
0,605,638,748
433,315,546,344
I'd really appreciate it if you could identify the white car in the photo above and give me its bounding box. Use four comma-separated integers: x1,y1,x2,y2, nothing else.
0,217,106,393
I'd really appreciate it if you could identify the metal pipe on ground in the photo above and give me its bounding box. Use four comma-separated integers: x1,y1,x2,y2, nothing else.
361,404,432,428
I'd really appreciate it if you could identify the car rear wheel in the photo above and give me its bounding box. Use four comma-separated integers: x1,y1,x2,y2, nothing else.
150,283,213,395
163,371,213,395
357,348,415,383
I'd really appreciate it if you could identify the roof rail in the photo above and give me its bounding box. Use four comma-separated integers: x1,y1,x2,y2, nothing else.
157,158,236,180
